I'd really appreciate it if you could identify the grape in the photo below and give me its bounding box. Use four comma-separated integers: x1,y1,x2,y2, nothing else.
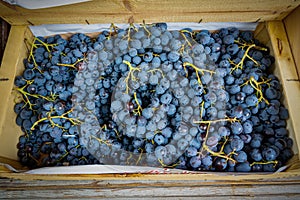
265,87,278,99
185,146,198,157
160,93,173,104
275,128,288,138
206,135,219,147
142,108,154,119
231,122,243,135
230,136,244,151
227,85,240,94
155,146,167,160
235,162,251,172
230,105,243,118
234,151,247,163
145,143,154,153
250,137,262,148
214,158,227,171
242,121,253,134
245,94,258,107
151,57,161,68
189,156,202,168
262,147,277,161
154,134,165,145
218,126,230,137
266,103,280,115
149,74,159,85
226,44,239,55
143,52,153,62
168,51,180,62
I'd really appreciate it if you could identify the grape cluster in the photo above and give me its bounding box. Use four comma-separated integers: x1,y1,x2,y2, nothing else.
14,23,294,172
15,35,100,168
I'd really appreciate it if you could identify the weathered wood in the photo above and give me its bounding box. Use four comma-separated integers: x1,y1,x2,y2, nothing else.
0,26,27,139
0,0,300,25
266,21,300,156
0,26,32,160
284,6,300,80
1,178,300,198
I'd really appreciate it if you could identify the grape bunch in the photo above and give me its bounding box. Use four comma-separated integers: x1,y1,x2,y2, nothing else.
72,24,209,166
14,23,294,172
14,35,101,168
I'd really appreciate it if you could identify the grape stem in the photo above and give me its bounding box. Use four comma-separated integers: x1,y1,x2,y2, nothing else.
57,144,81,163
250,160,278,167
133,92,143,116
114,128,120,138
31,108,81,130
179,30,196,55
123,23,138,42
57,58,84,69
16,80,57,110
140,20,152,38
183,62,215,87
26,37,57,73
229,39,267,73
91,135,112,146
193,116,240,124
123,60,141,94
107,23,119,40
101,124,107,131
136,148,144,165
200,101,205,120
147,68,165,78
195,117,240,163
240,76,271,105
158,158,180,168
180,30,193,47
126,153,133,164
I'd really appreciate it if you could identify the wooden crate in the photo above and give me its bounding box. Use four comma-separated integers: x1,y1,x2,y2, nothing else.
0,1,300,198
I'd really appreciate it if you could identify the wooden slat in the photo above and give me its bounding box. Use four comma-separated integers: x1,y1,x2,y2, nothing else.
0,26,30,160
0,0,300,25
284,6,300,80
266,21,300,156
1,177,300,198
255,22,299,156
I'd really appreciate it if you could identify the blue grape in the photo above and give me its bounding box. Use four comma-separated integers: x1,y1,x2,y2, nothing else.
235,162,251,172
189,156,202,168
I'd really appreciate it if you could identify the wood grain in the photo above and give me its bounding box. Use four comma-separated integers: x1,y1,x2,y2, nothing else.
266,21,300,156
284,6,300,80
0,26,32,160
0,0,300,25
0,26,27,140
1,177,300,198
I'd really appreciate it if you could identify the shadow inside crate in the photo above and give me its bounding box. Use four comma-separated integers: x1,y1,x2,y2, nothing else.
0,17,10,65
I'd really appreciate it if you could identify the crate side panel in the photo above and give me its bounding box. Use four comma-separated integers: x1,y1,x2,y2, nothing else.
267,21,300,157
0,26,32,160
284,6,300,80
255,22,299,156
1,0,300,25
2,179,300,199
